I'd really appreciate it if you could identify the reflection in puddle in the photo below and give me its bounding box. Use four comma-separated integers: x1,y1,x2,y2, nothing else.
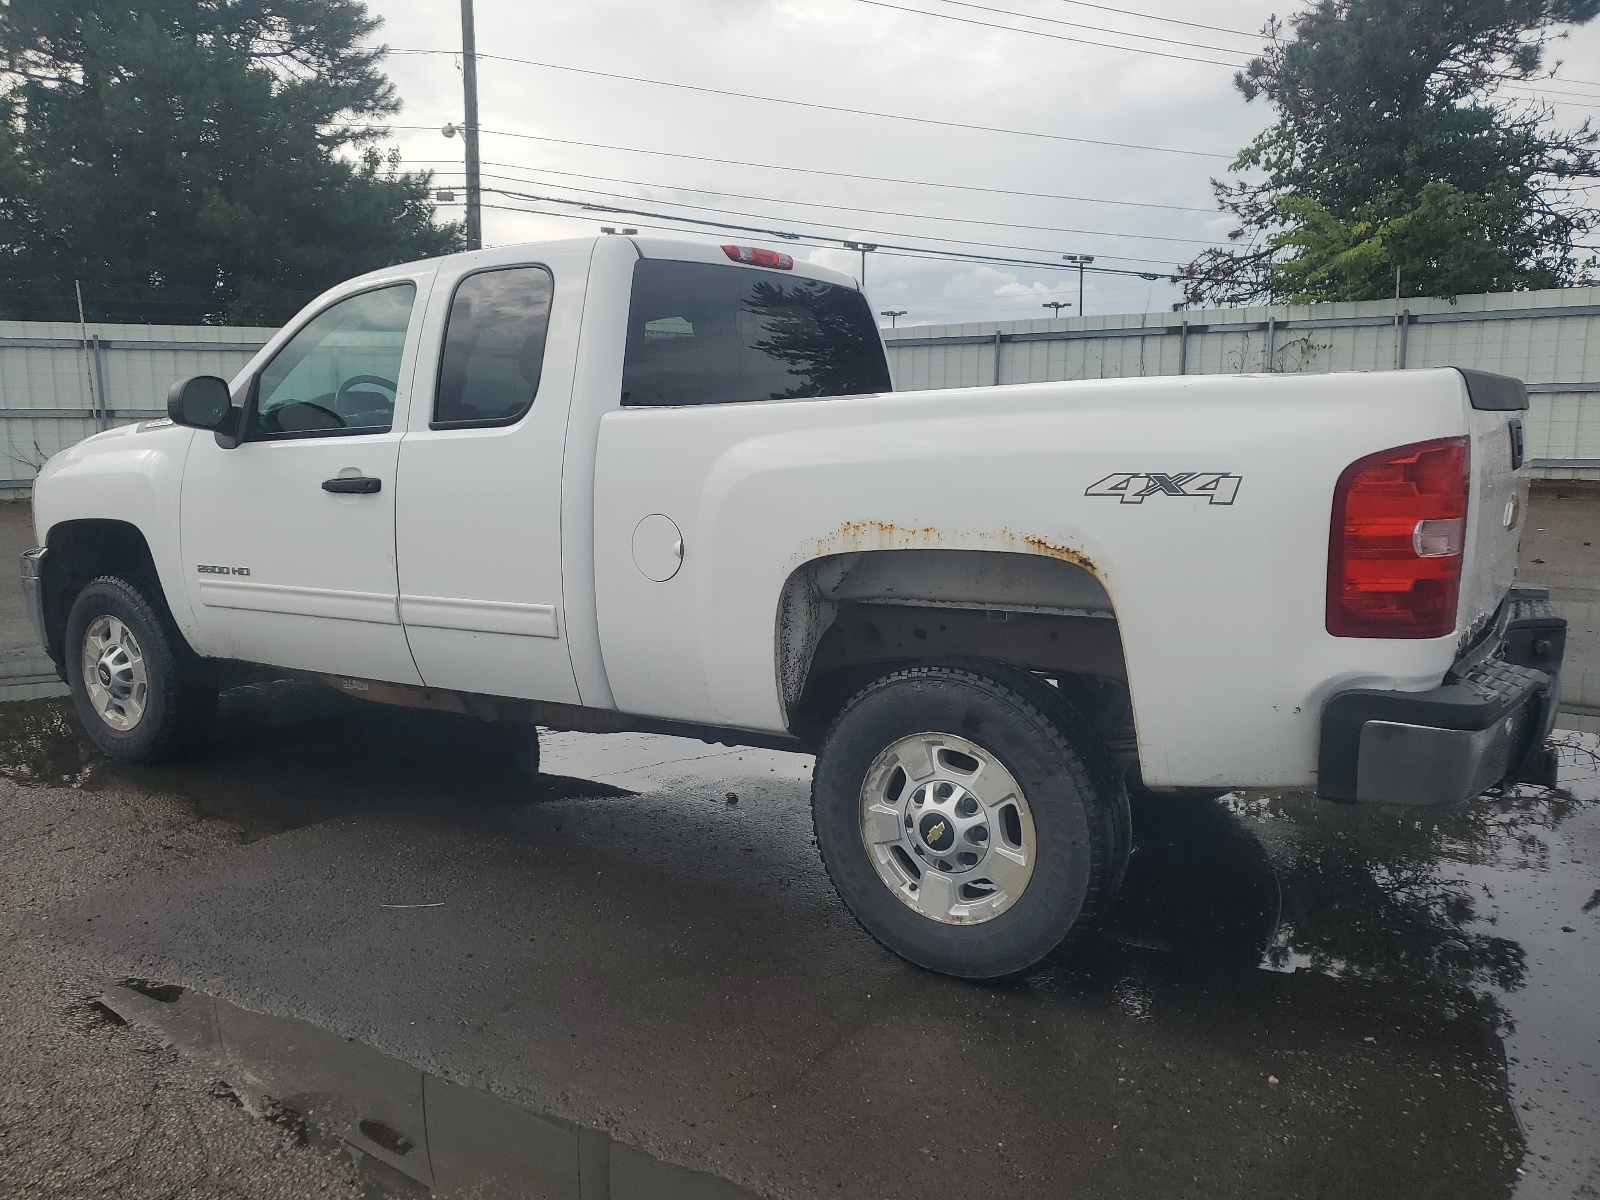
1103,733,1598,1198
1107,737,1598,1032
99,982,756,1200
0,697,98,787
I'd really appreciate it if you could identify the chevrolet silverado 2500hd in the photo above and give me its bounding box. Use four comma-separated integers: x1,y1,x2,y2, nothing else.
22,235,1567,979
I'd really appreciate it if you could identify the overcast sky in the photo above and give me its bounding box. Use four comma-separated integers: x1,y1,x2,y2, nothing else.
361,0,1600,328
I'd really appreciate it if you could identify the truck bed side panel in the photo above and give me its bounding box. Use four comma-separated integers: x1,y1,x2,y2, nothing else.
593,369,1479,790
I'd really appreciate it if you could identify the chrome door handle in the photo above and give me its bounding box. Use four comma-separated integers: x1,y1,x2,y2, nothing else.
322,476,381,494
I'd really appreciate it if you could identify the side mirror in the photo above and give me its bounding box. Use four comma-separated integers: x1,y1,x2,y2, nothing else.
166,376,234,430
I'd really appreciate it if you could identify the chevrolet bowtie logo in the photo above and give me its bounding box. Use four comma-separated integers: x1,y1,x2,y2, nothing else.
927,821,947,842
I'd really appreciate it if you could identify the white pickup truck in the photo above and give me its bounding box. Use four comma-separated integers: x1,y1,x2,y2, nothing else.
23,235,1567,979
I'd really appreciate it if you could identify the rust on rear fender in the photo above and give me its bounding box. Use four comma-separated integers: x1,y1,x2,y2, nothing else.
810,521,1098,576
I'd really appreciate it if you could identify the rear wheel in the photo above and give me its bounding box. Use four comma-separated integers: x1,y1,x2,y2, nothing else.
812,663,1127,980
64,575,217,764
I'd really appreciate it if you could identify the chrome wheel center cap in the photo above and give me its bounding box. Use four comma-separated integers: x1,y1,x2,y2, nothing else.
859,733,1038,926
97,647,135,696
81,614,149,732
906,780,989,873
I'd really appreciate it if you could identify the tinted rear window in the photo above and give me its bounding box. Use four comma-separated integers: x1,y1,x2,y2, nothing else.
620,259,891,407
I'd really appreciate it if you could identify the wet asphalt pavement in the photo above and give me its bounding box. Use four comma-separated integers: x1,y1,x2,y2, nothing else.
1,679,1596,1199
0,492,1598,1199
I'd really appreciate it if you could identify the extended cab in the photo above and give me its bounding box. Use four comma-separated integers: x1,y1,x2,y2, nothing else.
23,236,1566,979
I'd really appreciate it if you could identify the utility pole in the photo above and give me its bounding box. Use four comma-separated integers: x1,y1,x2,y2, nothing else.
1041,301,1072,318
880,309,907,328
459,0,483,250
1063,254,1094,315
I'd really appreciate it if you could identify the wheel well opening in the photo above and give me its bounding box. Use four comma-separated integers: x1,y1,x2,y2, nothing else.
778,549,1137,773
41,520,161,665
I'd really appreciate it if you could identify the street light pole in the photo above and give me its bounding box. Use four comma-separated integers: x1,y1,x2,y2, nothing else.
1042,301,1072,318
843,241,878,287
1063,254,1094,315
459,0,483,251
880,309,907,328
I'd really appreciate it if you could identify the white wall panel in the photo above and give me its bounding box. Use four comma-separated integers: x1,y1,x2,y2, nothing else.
0,320,275,490
887,285,1600,480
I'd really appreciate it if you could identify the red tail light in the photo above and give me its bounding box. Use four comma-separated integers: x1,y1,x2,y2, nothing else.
722,244,793,270
1327,437,1470,639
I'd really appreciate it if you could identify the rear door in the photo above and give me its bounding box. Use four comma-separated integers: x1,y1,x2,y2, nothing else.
593,249,891,722
393,243,591,703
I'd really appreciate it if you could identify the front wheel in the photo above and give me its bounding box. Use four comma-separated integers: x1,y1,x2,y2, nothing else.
64,575,217,764
812,664,1127,980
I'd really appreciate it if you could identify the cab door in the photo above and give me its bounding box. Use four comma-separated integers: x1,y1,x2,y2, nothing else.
394,244,587,703
179,279,428,684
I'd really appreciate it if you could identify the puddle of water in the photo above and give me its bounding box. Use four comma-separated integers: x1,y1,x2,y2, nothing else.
0,696,99,786
99,981,756,1200
0,683,640,839
1110,733,1600,1198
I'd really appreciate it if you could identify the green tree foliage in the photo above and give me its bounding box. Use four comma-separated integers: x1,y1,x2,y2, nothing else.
1180,0,1600,306
0,0,462,324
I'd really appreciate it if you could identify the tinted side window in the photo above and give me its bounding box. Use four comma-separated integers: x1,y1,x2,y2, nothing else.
434,266,554,428
254,283,415,438
620,260,891,407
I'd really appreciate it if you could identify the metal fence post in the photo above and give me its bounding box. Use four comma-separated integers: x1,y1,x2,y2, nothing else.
992,329,1002,386
90,335,109,429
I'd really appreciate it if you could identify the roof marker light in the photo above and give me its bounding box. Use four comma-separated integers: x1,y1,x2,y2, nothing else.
722,244,794,270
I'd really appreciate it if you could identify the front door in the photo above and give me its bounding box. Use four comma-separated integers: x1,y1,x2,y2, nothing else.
394,248,582,703
179,279,428,684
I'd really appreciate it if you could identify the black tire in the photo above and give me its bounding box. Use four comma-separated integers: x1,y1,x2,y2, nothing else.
812,663,1128,980
64,575,218,764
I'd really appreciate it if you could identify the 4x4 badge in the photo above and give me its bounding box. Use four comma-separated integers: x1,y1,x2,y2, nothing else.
1085,472,1242,506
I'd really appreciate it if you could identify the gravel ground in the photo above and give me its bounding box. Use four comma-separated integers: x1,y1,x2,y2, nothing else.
0,776,362,1200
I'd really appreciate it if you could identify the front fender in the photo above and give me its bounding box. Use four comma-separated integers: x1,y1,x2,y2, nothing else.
32,423,200,647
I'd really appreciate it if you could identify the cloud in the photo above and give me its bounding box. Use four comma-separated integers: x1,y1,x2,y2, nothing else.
363,0,1600,325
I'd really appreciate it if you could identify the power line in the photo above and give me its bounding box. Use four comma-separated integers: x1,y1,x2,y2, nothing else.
469,198,1177,277
1502,85,1600,109
477,182,1190,263
871,0,1253,59
1048,0,1259,39
482,180,1189,261
382,48,1231,158
852,0,1242,66
911,0,1600,107
393,141,1216,213
894,285,1088,308
420,163,1218,246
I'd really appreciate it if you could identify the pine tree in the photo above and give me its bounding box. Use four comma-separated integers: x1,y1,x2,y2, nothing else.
0,0,463,324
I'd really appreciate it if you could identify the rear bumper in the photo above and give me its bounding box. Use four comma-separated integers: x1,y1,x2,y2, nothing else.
1318,588,1565,806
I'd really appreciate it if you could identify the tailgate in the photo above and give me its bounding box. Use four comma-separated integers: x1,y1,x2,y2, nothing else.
1459,370,1531,643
